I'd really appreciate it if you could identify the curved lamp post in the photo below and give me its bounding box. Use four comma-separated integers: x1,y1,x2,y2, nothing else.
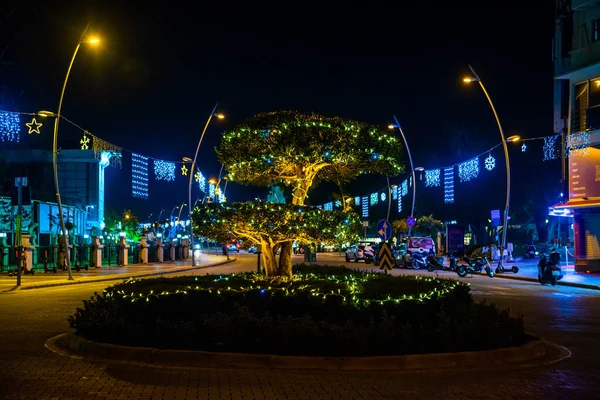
187,104,225,266
389,117,419,236
47,25,99,280
463,65,510,267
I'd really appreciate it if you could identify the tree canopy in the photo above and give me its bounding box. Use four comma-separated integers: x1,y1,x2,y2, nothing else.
218,111,404,205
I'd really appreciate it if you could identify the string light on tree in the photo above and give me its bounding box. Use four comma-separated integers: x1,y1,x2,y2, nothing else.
444,167,454,204
0,111,20,142
80,132,90,150
131,153,149,199
458,157,479,182
361,196,369,218
25,117,42,134
484,152,495,171
425,169,441,187
370,192,378,206
154,160,176,181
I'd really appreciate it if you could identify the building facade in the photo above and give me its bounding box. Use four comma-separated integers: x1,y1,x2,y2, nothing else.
554,0,600,271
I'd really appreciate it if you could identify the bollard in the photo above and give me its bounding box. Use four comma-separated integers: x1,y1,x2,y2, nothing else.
118,236,130,266
156,238,164,263
138,235,149,264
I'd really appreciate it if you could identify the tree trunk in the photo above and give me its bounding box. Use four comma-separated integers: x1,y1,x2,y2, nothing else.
278,240,293,278
261,241,277,277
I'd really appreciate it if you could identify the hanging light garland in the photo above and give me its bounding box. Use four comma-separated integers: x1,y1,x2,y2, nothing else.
154,160,176,181
425,169,441,187
0,111,21,142
484,152,495,171
444,167,454,204
324,202,333,211
209,183,216,199
361,196,369,218
132,153,149,199
566,131,590,157
93,136,122,168
354,196,361,207
380,192,386,202
401,180,408,196
543,136,559,161
458,157,479,182
196,171,206,192
334,200,342,208
397,195,402,212
391,185,398,200
370,192,378,206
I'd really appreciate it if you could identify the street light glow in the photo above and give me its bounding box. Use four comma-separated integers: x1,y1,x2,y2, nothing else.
463,77,474,83
506,135,521,143
88,37,100,44
182,157,192,162
37,110,56,118
215,113,225,119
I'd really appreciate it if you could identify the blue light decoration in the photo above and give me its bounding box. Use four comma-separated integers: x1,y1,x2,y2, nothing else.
484,153,495,171
218,192,226,203
370,192,378,206
334,200,342,208
521,142,527,152
381,192,386,202
425,169,441,187
209,183,216,199
324,202,333,211
195,171,206,192
131,153,149,199
401,180,408,196
362,196,369,218
0,111,21,142
154,160,176,182
458,157,479,182
392,185,398,200
444,167,454,204
354,196,361,206
398,196,402,212
566,132,590,157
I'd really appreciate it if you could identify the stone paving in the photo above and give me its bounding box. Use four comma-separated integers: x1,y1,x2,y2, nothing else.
0,255,598,399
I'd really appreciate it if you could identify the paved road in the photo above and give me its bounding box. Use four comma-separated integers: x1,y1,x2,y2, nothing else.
0,253,599,399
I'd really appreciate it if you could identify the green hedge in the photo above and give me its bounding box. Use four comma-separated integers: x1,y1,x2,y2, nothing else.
69,264,526,357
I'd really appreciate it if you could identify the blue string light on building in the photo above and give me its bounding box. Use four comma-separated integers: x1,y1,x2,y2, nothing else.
425,169,441,187
131,153,149,199
444,167,454,204
361,196,369,218
458,157,479,182
154,160,176,182
0,111,21,142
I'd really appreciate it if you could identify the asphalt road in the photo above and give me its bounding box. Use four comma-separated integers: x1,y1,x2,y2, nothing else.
0,253,599,399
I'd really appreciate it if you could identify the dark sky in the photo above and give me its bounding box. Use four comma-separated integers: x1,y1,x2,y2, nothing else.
1,2,560,223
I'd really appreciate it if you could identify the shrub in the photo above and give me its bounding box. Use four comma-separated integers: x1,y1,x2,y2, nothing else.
69,264,526,356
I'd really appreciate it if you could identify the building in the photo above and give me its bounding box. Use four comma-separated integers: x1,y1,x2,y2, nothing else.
554,0,600,272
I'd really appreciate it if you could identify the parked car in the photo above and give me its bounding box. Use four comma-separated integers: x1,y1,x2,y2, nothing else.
228,243,240,253
345,242,378,262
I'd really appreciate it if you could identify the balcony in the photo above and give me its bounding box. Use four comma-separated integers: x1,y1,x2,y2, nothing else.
571,39,600,71
573,0,600,10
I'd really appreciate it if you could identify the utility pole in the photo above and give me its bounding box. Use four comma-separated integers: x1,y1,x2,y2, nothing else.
15,177,27,287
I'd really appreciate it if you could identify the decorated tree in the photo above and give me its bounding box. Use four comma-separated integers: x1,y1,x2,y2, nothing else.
193,202,361,276
213,111,403,276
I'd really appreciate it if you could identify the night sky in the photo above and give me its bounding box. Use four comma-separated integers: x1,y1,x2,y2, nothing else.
1,2,560,224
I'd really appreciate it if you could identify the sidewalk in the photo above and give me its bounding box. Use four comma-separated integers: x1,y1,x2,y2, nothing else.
493,261,600,290
0,253,233,293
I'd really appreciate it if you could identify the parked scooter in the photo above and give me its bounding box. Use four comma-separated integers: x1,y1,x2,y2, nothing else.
525,244,538,259
538,251,563,286
456,255,495,278
409,251,428,270
426,252,459,272
363,245,379,265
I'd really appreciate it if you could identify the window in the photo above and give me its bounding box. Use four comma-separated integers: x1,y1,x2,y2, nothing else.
593,19,600,42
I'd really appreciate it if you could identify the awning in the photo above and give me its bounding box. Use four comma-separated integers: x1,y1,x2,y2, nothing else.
552,199,600,211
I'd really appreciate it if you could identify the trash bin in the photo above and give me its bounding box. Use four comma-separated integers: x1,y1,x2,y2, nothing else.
303,245,316,263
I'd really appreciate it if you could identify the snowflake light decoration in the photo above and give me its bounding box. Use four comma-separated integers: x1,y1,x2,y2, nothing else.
444,167,454,204
334,200,342,208
381,192,386,202
361,196,369,218
370,192,378,206
80,132,90,150
484,153,495,171
543,136,559,161
154,160,176,181
425,169,441,187
458,157,479,182
0,111,20,142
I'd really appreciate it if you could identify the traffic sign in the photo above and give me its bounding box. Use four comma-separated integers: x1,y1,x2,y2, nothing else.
378,242,394,271
406,216,416,227
362,221,369,227
377,219,391,241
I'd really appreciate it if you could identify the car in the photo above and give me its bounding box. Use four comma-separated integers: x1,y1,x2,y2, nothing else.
228,243,240,253
345,242,377,263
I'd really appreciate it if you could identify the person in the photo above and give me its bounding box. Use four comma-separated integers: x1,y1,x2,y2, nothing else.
223,243,230,260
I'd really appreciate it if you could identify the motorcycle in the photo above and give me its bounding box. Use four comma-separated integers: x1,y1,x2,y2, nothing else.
409,251,428,270
538,251,563,286
525,244,538,259
456,255,495,278
426,252,459,272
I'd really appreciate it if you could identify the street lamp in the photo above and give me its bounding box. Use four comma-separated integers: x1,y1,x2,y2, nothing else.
389,117,418,236
46,25,99,281
186,104,225,266
463,64,510,268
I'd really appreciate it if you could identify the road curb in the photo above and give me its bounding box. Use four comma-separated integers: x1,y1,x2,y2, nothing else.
493,273,600,290
1,260,236,293
63,333,552,371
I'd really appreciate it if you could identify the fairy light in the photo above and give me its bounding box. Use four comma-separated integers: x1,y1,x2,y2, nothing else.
354,196,361,206
361,196,369,218
132,153,149,199
324,202,333,211
444,167,454,204
209,183,216,198
458,157,479,182
392,185,398,200
401,180,408,196
425,169,440,187
196,171,206,192
334,200,342,208
370,192,378,206
484,152,495,171
154,160,176,181
0,111,20,142
566,132,590,157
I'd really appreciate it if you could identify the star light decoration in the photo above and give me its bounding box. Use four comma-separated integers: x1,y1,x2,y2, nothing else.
361,196,369,218
181,164,188,176
25,117,42,134
0,111,20,142
195,171,206,192
370,192,378,206
484,153,495,171
425,169,441,187
444,167,454,204
458,158,479,182
80,132,90,150
521,142,527,152
132,153,149,199
154,160,176,181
